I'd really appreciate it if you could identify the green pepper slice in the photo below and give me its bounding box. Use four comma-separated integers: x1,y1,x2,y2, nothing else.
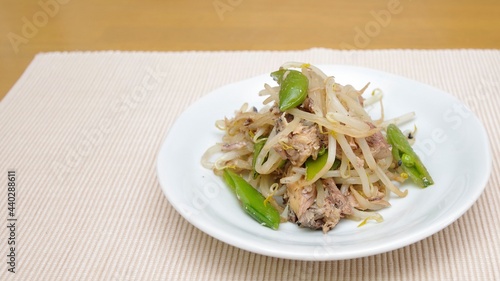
252,138,267,178
387,124,434,188
305,152,329,181
222,169,280,230
304,150,340,181
271,69,309,111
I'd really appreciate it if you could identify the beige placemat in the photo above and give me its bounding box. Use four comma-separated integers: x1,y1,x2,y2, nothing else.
0,49,499,280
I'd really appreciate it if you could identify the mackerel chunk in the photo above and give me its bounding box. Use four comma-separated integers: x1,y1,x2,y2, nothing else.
287,178,352,233
366,123,391,159
273,121,321,167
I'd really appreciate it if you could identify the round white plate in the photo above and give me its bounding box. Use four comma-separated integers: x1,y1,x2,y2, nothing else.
156,65,491,260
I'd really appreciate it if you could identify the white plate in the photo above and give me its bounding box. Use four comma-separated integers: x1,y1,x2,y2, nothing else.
156,65,491,260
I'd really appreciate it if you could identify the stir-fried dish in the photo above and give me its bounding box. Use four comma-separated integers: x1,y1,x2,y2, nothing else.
202,62,433,232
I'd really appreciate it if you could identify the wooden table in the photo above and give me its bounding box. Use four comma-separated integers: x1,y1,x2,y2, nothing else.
1,0,499,100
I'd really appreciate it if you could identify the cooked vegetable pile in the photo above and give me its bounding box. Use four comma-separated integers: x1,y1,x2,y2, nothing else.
202,62,433,232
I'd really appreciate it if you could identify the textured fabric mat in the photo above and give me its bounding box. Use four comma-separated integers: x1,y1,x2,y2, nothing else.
0,49,499,280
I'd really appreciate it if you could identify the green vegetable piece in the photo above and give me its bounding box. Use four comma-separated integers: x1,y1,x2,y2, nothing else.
305,152,329,181
305,149,341,181
405,165,430,188
222,169,236,192
252,138,267,178
387,124,434,188
223,169,281,230
401,154,414,167
391,146,425,186
270,69,286,84
271,69,309,111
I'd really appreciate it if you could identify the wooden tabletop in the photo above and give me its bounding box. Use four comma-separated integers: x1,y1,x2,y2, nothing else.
1,0,499,101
